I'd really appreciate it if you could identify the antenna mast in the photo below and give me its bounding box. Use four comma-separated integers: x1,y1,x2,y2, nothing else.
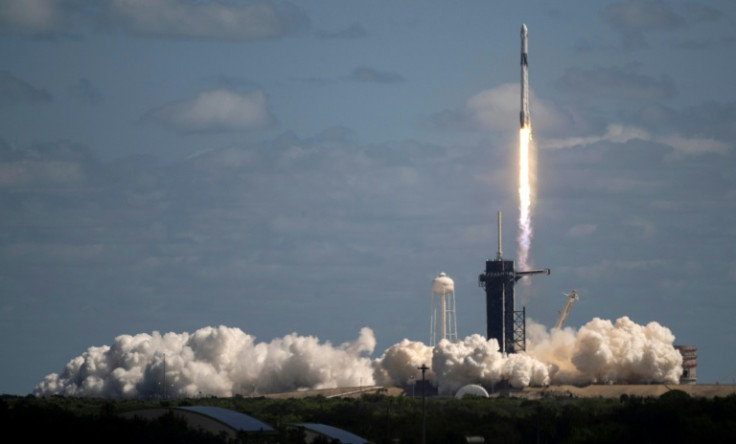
496,211,503,260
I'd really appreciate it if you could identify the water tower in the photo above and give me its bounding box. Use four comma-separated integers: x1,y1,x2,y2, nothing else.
430,272,457,346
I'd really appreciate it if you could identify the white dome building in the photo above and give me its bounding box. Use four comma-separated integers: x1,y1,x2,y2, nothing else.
455,384,490,399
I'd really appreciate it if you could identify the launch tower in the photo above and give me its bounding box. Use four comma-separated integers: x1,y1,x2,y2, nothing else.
478,212,549,353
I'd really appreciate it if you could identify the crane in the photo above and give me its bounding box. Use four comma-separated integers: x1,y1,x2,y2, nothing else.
554,290,579,329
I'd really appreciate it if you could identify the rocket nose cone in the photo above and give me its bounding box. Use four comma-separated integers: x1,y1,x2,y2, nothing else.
521,24,527,34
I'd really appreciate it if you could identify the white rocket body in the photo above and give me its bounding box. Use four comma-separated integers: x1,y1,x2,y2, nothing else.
520,24,530,128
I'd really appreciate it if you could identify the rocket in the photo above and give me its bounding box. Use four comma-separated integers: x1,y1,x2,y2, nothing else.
520,24,530,129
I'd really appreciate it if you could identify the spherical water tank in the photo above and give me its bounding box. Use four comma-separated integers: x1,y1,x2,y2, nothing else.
432,272,454,294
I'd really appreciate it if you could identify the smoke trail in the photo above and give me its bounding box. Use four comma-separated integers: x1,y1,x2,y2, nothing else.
35,317,682,398
517,126,533,270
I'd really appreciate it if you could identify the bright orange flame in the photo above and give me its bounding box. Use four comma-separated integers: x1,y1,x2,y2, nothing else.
518,126,533,270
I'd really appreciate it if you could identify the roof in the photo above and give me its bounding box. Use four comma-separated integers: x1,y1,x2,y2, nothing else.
297,423,369,444
175,406,275,432
455,384,490,399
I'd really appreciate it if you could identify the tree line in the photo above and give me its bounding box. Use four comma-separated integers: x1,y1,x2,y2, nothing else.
3,390,736,443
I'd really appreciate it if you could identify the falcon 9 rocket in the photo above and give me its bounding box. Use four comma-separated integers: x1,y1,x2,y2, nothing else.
519,25,531,128
520,24,530,129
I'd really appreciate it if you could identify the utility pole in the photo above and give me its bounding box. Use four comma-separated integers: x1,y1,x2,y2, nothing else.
163,353,167,400
418,364,429,444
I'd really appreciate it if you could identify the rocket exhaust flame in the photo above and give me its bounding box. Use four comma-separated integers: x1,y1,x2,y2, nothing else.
518,126,533,270
518,24,533,270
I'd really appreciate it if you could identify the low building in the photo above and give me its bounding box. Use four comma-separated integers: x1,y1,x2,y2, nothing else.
290,422,369,444
122,405,276,442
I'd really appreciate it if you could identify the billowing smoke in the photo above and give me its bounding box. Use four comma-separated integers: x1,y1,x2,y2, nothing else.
431,335,549,395
372,338,434,386
34,326,377,398
35,317,683,398
527,316,684,385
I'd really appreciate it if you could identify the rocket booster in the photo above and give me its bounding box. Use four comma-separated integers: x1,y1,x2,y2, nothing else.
520,24,530,129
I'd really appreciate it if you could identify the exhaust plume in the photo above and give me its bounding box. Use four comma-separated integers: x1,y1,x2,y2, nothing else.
35,326,376,398
35,317,683,398
517,126,534,270
527,316,684,385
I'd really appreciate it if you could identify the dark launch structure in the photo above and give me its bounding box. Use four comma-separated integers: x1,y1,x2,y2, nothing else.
479,212,549,353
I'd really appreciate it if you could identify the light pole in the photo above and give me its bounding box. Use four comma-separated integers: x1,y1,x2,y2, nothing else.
418,364,429,444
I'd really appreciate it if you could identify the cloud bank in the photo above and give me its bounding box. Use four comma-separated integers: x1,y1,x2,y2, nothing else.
0,0,308,41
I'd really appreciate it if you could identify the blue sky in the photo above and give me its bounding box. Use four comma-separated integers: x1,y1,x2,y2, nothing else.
1,0,735,394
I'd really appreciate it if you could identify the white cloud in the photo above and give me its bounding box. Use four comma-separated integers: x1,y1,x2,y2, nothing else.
147,89,275,133
541,124,730,157
433,83,572,134
0,0,63,33
0,159,85,186
464,84,517,132
0,0,308,41
624,216,656,239
108,0,306,41
567,224,597,238
603,0,685,31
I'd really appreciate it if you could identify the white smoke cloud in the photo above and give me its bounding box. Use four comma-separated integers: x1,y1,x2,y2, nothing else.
146,89,275,133
35,326,377,398
36,316,683,398
527,316,683,385
541,124,730,157
431,335,550,395
372,339,434,386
